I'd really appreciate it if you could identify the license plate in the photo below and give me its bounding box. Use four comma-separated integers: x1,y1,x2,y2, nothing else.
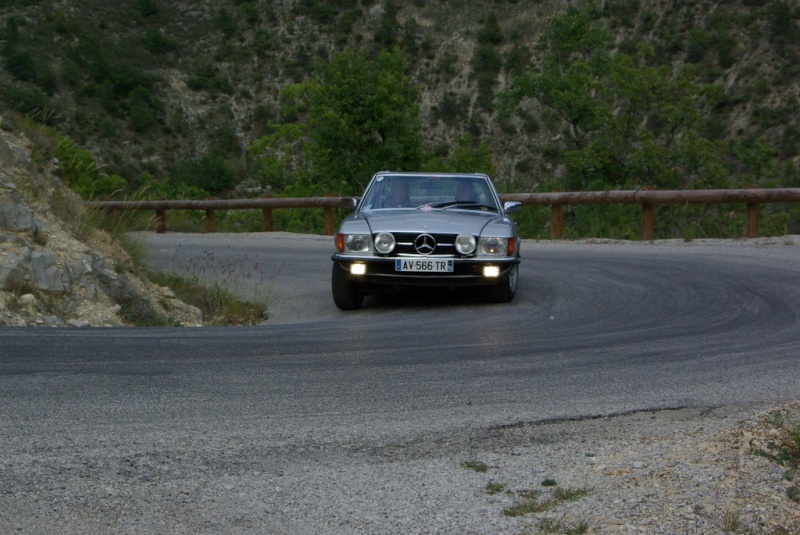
395,259,454,272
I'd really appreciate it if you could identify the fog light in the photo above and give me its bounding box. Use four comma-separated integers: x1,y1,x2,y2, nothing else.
483,266,500,278
350,264,367,275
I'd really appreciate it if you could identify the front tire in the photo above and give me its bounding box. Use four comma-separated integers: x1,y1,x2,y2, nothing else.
331,263,364,310
485,264,518,303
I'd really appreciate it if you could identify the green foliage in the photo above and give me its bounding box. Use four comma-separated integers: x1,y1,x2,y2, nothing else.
136,0,160,18
142,29,179,55
127,85,161,132
503,485,592,517
108,276,169,326
767,0,799,45
750,409,800,502
2,17,58,94
460,460,489,473
502,7,732,193
4,49,38,82
44,133,127,199
423,135,496,176
484,481,507,495
173,152,238,196
187,62,234,94
374,0,400,49
686,28,714,64
147,272,266,326
0,85,55,123
251,47,423,195
135,172,209,200
477,13,503,45
215,8,237,38
716,31,737,68
471,14,505,110
505,45,532,76
299,0,344,25
2,17,21,56
434,92,469,125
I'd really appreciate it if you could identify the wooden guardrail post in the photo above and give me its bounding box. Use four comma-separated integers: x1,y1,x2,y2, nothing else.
261,194,273,232
261,208,273,232
550,205,563,239
641,203,655,240
205,209,215,233
156,209,166,234
745,202,759,238
324,193,335,236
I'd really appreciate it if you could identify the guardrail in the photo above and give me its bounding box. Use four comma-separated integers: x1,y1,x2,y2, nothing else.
84,196,352,236
85,188,800,239
502,188,800,239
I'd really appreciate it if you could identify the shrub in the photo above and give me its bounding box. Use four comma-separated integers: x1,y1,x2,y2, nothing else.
1,85,55,123
142,29,179,54
173,152,238,196
477,13,503,45
136,0,159,18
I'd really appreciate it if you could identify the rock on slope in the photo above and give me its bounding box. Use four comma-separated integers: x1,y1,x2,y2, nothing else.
0,118,201,327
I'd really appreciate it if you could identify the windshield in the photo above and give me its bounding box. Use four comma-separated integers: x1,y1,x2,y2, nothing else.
359,174,500,211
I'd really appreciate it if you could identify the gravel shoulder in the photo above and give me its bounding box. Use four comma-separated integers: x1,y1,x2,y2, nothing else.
1,400,798,534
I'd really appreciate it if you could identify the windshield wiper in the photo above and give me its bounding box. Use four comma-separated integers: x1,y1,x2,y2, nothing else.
438,201,498,212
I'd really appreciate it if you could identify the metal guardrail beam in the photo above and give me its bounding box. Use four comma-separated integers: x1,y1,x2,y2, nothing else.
85,188,800,239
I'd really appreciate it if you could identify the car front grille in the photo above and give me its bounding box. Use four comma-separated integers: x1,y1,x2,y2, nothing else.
389,232,459,256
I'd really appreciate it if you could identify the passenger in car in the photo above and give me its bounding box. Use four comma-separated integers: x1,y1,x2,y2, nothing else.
455,182,478,203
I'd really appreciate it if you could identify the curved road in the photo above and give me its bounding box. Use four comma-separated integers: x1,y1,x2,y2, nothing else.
1,233,798,533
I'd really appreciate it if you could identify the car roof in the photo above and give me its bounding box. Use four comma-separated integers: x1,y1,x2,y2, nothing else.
374,171,491,178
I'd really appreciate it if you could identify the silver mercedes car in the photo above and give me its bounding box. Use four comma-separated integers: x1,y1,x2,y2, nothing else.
331,171,522,310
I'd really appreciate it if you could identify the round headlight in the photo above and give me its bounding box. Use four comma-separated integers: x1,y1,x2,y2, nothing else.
455,233,476,255
344,234,370,253
373,232,396,254
479,237,507,255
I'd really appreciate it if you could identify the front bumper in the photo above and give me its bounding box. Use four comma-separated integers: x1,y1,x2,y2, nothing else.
331,254,520,288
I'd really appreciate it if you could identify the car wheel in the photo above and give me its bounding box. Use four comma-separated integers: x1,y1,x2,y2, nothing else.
486,264,518,303
331,263,364,310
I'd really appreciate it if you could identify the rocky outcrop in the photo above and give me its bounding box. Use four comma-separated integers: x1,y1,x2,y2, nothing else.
0,118,202,327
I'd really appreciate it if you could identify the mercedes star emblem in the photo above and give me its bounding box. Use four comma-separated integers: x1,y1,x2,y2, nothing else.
414,234,436,255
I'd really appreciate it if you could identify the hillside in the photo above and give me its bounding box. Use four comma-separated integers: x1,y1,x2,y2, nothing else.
0,116,202,327
1,0,799,199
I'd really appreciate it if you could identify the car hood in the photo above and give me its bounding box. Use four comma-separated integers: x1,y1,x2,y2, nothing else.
360,209,500,235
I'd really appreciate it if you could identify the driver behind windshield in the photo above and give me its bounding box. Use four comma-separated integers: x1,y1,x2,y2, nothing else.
387,179,411,207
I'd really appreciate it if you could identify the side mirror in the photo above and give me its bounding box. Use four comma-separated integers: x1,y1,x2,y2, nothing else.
503,201,522,214
340,197,359,210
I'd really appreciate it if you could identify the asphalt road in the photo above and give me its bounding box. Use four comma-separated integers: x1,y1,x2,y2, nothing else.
1,233,798,533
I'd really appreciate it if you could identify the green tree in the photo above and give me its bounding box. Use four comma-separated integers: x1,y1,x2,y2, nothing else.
501,6,729,191
477,13,503,45
472,13,505,110
423,135,496,176
173,151,237,196
250,47,423,194
374,0,399,49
